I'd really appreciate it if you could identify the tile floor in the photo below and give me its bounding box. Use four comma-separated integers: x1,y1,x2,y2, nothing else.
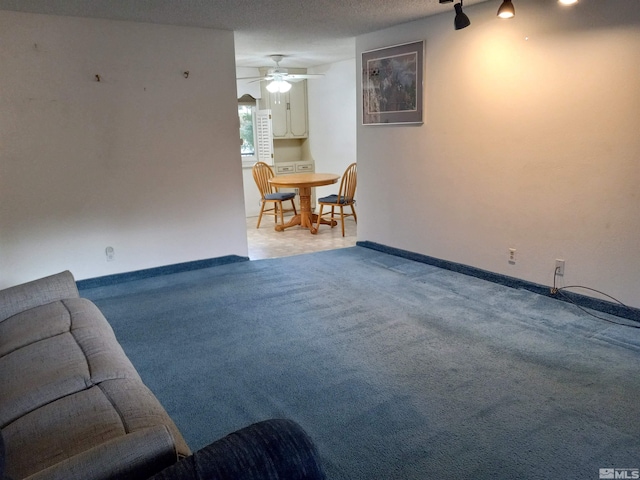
245,212,357,260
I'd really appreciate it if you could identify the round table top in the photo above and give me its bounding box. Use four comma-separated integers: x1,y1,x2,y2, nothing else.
269,172,339,188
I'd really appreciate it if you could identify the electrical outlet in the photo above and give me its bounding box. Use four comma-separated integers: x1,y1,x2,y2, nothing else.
105,246,115,262
508,248,516,264
555,259,565,276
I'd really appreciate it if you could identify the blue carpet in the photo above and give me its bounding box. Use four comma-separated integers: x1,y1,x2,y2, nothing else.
82,246,640,480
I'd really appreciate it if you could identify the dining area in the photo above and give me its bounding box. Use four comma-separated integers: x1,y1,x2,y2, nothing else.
246,162,358,259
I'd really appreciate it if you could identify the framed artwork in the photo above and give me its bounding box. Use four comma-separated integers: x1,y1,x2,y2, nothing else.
362,40,425,125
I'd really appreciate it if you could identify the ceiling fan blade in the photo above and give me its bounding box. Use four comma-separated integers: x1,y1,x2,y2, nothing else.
285,73,325,80
237,76,274,84
237,66,324,84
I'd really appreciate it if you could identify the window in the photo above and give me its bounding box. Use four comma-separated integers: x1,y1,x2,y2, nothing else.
238,103,256,159
238,96,273,167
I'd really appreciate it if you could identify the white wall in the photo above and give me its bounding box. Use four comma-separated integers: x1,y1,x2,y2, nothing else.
307,58,358,204
357,1,640,308
242,167,263,218
0,11,247,288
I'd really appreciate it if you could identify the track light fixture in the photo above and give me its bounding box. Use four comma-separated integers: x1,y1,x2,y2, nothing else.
454,1,471,30
439,0,526,30
440,0,470,31
437,0,575,31
497,0,515,19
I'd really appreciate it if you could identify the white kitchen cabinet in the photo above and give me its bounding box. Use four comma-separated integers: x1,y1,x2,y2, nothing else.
275,164,296,174
261,80,308,139
274,161,315,209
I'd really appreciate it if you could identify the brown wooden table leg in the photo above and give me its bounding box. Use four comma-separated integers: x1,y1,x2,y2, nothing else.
275,187,312,232
297,187,316,233
275,214,301,231
274,187,337,233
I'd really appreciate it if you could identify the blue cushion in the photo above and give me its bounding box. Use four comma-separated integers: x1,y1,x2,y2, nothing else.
265,192,296,201
0,430,11,480
148,419,326,480
0,431,4,479
318,194,352,204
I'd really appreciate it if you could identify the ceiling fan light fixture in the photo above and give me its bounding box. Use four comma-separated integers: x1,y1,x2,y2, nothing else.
266,79,292,93
497,0,515,18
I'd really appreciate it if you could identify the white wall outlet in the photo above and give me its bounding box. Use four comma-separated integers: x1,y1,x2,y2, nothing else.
105,246,115,262
555,259,565,276
508,248,516,264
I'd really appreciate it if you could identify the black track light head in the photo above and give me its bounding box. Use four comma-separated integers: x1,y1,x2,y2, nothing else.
454,2,471,30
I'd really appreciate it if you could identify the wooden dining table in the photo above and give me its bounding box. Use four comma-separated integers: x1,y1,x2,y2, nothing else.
268,172,340,234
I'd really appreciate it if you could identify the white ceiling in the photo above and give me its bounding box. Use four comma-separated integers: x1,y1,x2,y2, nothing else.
0,0,490,68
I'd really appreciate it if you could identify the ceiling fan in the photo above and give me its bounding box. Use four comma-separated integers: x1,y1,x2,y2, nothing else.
238,55,324,93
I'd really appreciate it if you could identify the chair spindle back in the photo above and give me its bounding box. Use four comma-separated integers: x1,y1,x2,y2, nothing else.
338,163,357,203
252,162,275,199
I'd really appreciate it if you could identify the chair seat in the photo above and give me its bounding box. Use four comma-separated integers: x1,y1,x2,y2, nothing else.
265,192,296,201
318,194,352,205
252,161,297,229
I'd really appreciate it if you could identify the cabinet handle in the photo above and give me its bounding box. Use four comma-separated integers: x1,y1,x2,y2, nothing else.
287,102,290,110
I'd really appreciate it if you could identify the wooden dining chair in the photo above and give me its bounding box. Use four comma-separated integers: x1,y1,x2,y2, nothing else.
252,162,297,228
315,162,357,236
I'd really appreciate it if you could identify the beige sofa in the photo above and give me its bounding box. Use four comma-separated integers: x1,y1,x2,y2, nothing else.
0,270,326,480
0,271,191,479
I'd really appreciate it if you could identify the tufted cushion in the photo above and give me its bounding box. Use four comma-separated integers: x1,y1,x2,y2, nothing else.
265,192,296,201
0,299,141,428
0,271,79,323
0,296,190,479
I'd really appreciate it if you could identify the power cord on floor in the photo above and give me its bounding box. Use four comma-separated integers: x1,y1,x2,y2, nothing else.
550,267,640,328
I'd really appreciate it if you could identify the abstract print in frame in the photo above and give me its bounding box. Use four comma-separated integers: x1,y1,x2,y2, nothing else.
362,40,424,125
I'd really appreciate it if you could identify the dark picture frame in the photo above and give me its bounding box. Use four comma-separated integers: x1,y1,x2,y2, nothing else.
362,40,425,125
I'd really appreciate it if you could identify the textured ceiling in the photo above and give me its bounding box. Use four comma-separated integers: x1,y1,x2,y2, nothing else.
0,0,490,68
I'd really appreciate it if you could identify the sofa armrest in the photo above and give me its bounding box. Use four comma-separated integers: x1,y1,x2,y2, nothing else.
148,419,325,480
0,271,79,322
22,426,177,480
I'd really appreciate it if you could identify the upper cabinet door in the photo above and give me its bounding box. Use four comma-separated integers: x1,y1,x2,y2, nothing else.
270,95,289,138
287,80,308,138
260,78,308,139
